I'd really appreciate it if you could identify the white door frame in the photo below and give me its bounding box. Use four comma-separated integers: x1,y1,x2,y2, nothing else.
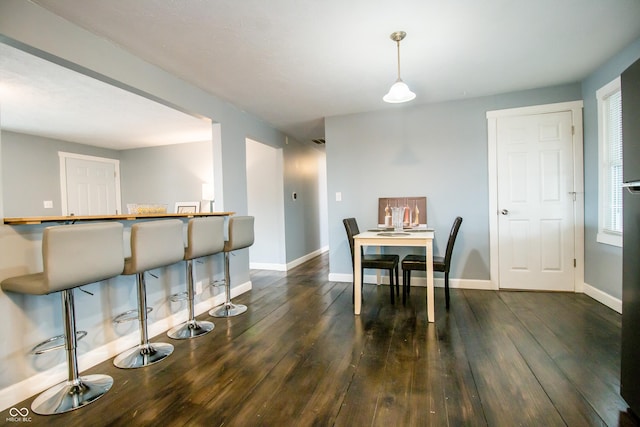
486,100,584,292
59,151,122,215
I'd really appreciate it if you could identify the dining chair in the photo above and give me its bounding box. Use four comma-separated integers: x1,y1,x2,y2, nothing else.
343,218,400,304
401,216,462,308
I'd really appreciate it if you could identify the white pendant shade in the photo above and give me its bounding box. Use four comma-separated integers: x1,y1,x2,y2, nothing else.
383,31,416,104
383,79,416,103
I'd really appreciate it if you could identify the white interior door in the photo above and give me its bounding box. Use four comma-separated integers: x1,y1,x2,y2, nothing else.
60,152,121,215
496,111,576,291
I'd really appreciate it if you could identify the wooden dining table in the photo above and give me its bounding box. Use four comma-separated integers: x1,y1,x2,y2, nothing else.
353,229,435,322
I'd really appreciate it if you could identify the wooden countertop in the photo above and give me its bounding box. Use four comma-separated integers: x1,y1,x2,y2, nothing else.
3,212,234,225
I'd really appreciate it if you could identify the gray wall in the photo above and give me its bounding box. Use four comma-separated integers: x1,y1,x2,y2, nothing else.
582,38,640,300
120,140,213,211
1,131,214,217
327,35,640,302
246,138,286,267
283,139,327,263
1,131,120,216
326,84,583,282
247,136,327,267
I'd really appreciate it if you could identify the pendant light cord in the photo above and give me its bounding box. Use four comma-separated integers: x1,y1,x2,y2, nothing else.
396,39,402,80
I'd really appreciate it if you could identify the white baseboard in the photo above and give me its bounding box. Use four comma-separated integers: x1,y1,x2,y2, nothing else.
250,246,329,272
0,280,252,412
400,276,496,290
328,273,392,284
328,273,495,290
583,282,622,313
328,273,353,283
287,246,328,270
250,262,287,271
331,274,619,312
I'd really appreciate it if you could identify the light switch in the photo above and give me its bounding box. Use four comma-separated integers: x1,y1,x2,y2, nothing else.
336,192,342,202
43,200,53,209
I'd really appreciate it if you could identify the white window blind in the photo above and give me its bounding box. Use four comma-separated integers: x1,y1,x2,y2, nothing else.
597,77,623,247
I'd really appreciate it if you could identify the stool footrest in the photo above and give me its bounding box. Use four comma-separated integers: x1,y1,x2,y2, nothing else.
31,331,87,355
169,291,188,302
113,307,153,324
208,280,226,288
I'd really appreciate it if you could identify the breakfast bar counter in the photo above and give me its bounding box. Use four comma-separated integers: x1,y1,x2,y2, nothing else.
3,212,234,225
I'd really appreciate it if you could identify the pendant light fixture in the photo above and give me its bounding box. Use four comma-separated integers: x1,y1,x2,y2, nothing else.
383,31,416,104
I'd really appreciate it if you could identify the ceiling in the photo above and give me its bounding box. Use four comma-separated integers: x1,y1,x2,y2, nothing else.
6,1,640,147
0,42,212,150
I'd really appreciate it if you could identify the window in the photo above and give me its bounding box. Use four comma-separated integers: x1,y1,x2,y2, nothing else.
596,76,623,247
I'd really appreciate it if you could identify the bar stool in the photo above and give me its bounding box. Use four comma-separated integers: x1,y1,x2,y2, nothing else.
113,219,184,369
168,216,225,339
1,222,124,415
210,216,254,318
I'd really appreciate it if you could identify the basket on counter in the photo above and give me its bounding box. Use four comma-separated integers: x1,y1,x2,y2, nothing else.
126,204,168,214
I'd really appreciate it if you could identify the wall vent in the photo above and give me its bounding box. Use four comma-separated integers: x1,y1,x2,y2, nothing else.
312,138,325,145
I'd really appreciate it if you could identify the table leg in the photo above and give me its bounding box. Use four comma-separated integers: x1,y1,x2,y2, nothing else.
426,238,434,322
375,246,381,285
354,240,362,315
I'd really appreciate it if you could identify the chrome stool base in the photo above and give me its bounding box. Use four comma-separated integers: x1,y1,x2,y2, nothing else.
167,320,214,339
31,374,113,415
113,342,174,369
210,302,247,318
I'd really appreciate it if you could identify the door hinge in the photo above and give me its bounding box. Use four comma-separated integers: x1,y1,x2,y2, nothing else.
574,259,577,268
571,125,575,135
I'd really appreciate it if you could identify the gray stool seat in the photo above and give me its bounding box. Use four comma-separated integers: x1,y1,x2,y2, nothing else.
210,216,255,318
1,222,124,415
168,216,225,339
113,219,184,369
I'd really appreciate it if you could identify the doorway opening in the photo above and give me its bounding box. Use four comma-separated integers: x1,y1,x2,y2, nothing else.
245,138,286,270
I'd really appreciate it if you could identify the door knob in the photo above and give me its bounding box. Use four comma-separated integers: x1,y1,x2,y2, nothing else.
501,209,509,215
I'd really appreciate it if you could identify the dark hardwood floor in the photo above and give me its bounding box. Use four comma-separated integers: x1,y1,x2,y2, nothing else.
9,252,640,426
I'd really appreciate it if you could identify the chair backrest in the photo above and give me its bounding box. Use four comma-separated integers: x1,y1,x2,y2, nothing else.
342,218,361,265
125,219,185,274
224,216,255,252
43,222,125,293
185,216,225,260
443,217,463,272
